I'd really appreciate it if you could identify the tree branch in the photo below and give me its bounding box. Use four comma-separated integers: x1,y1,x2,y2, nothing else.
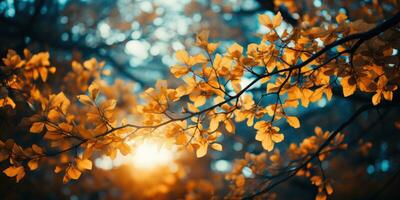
30,11,400,163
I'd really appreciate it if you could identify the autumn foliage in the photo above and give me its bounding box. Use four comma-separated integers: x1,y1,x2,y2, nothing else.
1,1,400,199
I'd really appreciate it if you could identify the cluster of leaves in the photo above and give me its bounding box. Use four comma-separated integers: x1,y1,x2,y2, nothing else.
0,6,399,200
0,49,55,109
225,127,346,199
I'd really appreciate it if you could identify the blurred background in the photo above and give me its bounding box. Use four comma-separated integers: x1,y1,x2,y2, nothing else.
1,0,400,199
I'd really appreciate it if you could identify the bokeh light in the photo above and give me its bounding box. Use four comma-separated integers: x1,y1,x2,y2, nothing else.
131,140,175,169
95,139,178,171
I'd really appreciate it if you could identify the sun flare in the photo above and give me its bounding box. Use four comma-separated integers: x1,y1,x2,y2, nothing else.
131,140,175,169
94,139,177,171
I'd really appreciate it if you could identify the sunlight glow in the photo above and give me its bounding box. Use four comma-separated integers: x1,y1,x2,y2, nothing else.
95,139,176,171
131,140,175,169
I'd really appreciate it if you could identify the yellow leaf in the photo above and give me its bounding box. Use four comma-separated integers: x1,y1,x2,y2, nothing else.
336,12,347,24
311,175,322,186
194,95,206,107
258,14,272,28
77,159,92,170
44,131,64,140
63,174,70,184
83,146,94,159
83,58,94,70
38,67,48,82
310,87,324,102
28,159,39,171
273,12,283,28
340,77,356,97
170,65,189,78
255,122,284,151
78,126,93,139
207,42,219,53
176,133,187,145
106,145,117,160
100,99,117,111
224,119,235,133
66,166,81,180
209,116,220,132
54,166,62,173
231,80,242,94
301,89,313,107
51,92,69,110
3,166,25,183
77,95,93,105
16,170,25,183
32,144,43,154
176,50,190,64
0,97,16,109
271,133,284,143
192,54,208,64
286,116,300,128
3,166,20,177
324,87,332,101
227,43,243,58
196,143,208,158
211,143,223,151
383,91,393,101
326,183,334,195
187,103,199,113
49,66,56,73
372,92,381,105
88,83,100,100
30,122,44,133
119,143,131,156
343,85,356,97
262,137,274,151
47,110,62,122
196,30,209,47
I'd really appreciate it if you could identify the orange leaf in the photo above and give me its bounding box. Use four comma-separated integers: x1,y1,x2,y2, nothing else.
286,116,300,128
28,159,39,171
77,159,93,170
258,14,272,28
272,12,282,28
211,143,223,151
77,95,93,106
30,122,44,133
224,119,235,133
196,143,208,158
66,166,81,180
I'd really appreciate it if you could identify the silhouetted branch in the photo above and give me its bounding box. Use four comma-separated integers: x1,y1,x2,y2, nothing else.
0,2,150,86
28,11,400,166
243,104,375,199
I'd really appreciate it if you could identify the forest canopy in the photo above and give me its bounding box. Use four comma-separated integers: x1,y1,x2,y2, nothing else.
0,0,400,199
